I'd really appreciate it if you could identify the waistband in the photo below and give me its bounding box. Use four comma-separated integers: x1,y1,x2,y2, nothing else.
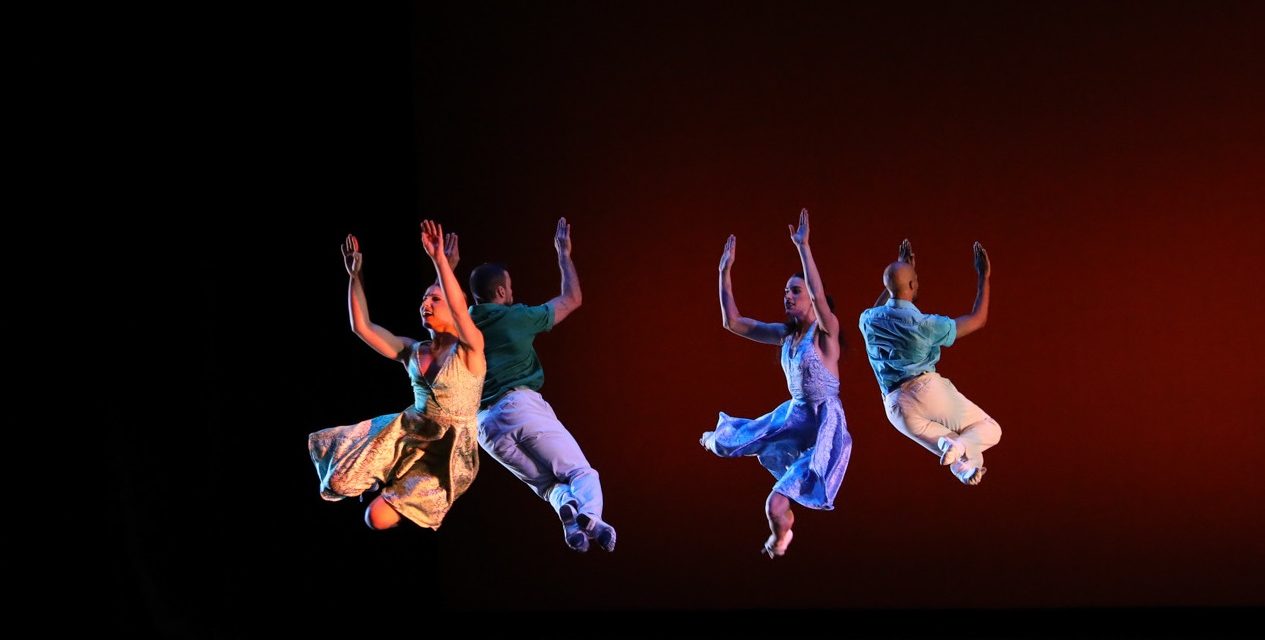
486,385,534,408
885,371,939,399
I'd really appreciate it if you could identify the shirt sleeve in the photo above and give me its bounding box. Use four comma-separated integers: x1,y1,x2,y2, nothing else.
857,309,874,336
519,303,556,334
919,314,957,348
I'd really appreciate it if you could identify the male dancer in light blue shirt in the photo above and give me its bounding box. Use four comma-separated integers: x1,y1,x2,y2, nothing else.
858,239,1001,485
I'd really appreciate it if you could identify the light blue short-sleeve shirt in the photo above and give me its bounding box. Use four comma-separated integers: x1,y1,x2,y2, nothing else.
858,299,957,396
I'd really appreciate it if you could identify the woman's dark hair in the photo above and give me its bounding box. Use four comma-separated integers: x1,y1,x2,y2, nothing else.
787,272,837,313
785,273,845,354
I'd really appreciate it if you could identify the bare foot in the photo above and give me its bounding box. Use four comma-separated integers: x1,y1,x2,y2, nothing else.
761,529,794,558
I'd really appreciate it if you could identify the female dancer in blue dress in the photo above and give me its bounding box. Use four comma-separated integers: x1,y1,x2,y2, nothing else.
701,209,853,558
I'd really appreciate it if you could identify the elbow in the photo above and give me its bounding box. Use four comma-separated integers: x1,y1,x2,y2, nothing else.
350,315,376,338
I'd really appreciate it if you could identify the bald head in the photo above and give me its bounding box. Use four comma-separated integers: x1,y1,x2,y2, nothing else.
883,261,918,300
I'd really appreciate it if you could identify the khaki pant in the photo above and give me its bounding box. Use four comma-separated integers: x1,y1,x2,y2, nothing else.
884,372,1001,475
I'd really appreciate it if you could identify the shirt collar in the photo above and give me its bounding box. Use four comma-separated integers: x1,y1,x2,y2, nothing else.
887,298,918,311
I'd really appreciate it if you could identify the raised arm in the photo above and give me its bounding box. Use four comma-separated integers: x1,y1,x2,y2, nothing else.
953,242,991,339
719,234,790,345
420,220,485,359
788,208,839,338
545,217,582,325
875,238,915,306
443,231,460,271
342,234,415,360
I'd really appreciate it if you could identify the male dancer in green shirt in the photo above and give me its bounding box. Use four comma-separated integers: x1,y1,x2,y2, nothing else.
465,218,616,552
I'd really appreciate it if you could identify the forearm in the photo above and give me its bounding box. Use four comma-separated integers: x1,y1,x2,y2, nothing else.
347,275,409,357
971,275,990,324
795,243,829,305
348,276,372,331
719,269,742,328
875,289,890,307
558,252,581,306
433,253,481,347
797,242,837,333
955,275,990,338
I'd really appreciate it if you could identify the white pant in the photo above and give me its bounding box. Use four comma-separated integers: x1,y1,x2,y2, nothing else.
477,388,604,520
884,372,1001,473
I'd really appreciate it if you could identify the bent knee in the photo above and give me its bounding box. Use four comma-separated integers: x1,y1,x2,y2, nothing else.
364,497,402,530
981,418,1002,446
562,466,599,484
765,491,791,512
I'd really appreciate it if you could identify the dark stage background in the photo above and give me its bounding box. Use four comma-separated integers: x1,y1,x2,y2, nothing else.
123,1,1264,635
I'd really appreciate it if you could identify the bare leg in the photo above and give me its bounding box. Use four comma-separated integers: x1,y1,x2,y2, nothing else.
364,495,402,530
762,491,795,558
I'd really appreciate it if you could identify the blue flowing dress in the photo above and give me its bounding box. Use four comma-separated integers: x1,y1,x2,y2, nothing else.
701,323,852,509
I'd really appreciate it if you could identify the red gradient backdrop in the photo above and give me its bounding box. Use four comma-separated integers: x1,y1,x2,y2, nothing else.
155,1,1265,633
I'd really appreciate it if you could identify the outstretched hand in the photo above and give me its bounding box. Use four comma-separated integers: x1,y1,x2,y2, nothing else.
898,238,916,268
788,208,810,246
719,234,736,272
341,234,363,277
443,232,460,269
973,241,990,278
420,220,445,261
554,217,572,256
